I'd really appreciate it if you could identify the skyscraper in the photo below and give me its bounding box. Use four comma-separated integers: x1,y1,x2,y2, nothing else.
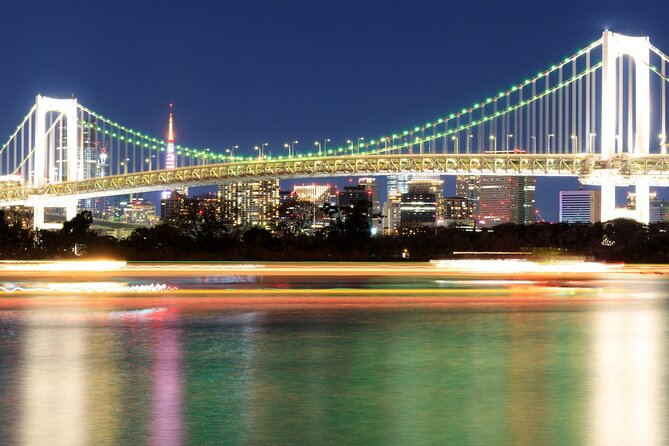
387,174,410,196
218,180,280,230
382,191,402,235
443,197,475,228
559,190,601,223
457,175,536,227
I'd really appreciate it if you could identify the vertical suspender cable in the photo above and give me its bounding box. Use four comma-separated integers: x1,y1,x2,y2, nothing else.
558,66,563,153
572,59,577,153
586,51,591,153
662,58,666,155
532,80,536,153
628,57,633,152
592,66,597,152
564,63,574,153
28,114,32,183
539,81,544,154
618,56,623,153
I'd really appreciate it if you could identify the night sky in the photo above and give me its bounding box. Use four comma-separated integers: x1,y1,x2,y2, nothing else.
3,0,669,220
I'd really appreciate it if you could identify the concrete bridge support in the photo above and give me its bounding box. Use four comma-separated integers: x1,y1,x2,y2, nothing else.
600,31,651,223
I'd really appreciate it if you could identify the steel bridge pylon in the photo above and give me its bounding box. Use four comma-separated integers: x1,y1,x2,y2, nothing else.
599,31,651,223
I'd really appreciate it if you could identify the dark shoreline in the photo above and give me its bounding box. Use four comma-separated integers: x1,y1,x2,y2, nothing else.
2,210,669,263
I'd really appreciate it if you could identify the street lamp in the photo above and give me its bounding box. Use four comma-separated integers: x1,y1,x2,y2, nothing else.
323,138,331,156
506,134,513,151
489,135,496,151
451,136,459,154
284,140,298,158
346,139,354,155
255,143,268,160
120,158,130,175
357,137,365,154
314,141,321,156
547,134,555,153
570,135,578,153
226,145,239,161
467,134,473,153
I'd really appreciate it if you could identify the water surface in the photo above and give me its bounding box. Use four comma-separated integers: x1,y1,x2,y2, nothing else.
0,262,666,445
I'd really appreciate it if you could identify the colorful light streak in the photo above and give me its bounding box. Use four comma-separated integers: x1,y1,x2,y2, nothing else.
0,260,126,272
432,259,624,274
0,282,175,294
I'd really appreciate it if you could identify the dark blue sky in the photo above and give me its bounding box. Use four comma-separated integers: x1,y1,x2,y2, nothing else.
2,0,669,220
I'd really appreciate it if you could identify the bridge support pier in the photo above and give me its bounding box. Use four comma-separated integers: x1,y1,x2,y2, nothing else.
634,178,650,224
31,198,79,230
600,178,617,223
599,177,650,224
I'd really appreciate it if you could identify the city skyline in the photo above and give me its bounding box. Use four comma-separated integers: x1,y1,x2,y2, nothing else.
3,0,669,220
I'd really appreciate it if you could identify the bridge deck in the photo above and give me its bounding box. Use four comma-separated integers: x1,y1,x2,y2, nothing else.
1,153,669,205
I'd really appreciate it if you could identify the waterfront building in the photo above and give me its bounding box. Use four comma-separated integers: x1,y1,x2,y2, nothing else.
123,198,158,224
387,174,410,196
217,180,280,230
358,177,381,233
458,175,535,227
161,190,187,223
400,191,437,227
443,197,475,228
408,177,444,220
455,176,481,218
293,184,330,204
338,185,371,210
559,190,601,223
382,192,402,235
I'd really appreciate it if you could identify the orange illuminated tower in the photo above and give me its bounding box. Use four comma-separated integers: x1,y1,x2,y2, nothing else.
166,104,176,170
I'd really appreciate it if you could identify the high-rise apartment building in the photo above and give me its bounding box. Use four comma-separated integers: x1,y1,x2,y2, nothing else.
443,197,475,228
161,190,187,223
293,184,331,205
387,174,411,196
218,179,280,230
383,191,402,235
407,176,444,220
559,190,601,223
400,192,437,226
456,176,535,227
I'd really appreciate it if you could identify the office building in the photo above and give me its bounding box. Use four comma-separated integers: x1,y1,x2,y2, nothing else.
161,190,187,223
400,191,437,227
559,190,601,223
218,179,280,230
443,197,475,228
407,176,444,220
383,192,402,235
457,175,536,227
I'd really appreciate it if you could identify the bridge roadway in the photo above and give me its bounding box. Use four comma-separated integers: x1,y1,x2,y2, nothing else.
1,153,669,206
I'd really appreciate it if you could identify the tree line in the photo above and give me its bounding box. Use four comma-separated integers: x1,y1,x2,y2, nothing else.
1,204,669,262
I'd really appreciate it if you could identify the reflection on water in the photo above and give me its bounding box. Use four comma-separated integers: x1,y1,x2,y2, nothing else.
20,310,87,446
0,265,667,445
590,306,666,446
150,313,183,446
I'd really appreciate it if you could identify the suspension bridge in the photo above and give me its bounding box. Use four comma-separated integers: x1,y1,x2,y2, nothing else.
1,31,668,229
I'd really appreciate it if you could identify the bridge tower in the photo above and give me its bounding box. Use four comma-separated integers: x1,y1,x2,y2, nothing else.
32,95,81,229
600,31,652,223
